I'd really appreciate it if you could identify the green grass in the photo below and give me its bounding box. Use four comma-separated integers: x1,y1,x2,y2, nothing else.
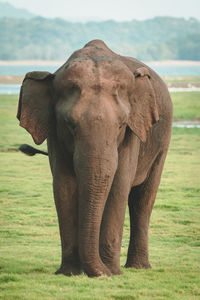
0,94,200,299
171,92,200,121
0,95,48,152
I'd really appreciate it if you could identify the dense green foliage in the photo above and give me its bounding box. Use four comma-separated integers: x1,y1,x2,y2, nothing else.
0,16,200,60
0,92,200,299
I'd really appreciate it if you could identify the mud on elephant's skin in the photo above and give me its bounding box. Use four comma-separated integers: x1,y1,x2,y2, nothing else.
17,40,173,277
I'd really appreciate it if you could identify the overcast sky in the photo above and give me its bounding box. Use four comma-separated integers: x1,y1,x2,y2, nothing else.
1,0,200,21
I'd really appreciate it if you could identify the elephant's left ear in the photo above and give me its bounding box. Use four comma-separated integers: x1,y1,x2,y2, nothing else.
17,71,55,145
127,67,159,143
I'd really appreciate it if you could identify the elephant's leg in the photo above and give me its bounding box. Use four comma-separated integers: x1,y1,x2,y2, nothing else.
48,139,81,276
125,151,167,269
99,138,139,275
53,169,81,276
100,175,130,275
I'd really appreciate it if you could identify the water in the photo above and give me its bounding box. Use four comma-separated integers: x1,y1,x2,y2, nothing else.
168,87,200,92
172,124,200,128
1,64,200,76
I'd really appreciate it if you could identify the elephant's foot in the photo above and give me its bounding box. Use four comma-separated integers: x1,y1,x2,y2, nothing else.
125,260,151,269
102,261,123,275
125,248,151,270
83,262,112,277
108,265,123,275
100,247,122,275
55,263,82,276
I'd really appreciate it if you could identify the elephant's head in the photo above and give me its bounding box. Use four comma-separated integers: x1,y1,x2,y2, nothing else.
17,41,159,276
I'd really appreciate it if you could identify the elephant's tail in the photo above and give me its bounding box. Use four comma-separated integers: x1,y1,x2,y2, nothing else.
19,144,48,156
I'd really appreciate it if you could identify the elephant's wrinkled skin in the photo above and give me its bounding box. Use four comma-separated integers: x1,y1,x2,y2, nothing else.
17,40,173,277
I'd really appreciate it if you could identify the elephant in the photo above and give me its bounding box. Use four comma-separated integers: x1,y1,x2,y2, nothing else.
17,39,173,277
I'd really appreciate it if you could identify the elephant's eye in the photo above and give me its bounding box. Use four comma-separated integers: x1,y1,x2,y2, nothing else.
119,122,125,129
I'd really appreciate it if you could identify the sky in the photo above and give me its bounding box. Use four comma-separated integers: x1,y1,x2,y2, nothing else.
1,0,200,21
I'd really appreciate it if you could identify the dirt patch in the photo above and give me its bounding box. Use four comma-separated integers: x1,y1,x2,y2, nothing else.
0,60,63,66
147,60,200,66
0,75,24,84
163,76,200,88
173,121,200,125
1,148,19,153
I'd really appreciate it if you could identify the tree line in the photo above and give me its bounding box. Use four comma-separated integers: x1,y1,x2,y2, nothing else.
0,16,200,61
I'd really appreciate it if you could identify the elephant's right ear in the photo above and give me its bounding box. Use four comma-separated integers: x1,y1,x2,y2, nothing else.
127,67,159,143
17,71,55,145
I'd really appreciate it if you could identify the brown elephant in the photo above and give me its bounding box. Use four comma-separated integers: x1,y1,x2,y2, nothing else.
17,40,173,277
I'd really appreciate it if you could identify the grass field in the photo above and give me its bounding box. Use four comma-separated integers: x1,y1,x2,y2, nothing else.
0,92,200,299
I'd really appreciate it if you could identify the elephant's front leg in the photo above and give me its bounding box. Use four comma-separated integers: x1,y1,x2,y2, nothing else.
100,139,139,275
53,170,81,276
48,141,81,276
100,176,129,275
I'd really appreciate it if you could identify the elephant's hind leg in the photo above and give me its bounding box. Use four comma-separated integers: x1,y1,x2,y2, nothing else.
125,151,167,269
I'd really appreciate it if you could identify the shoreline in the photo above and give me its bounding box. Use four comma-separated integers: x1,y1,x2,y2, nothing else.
0,60,64,66
0,60,200,66
1,75,200,86
147,60,200,66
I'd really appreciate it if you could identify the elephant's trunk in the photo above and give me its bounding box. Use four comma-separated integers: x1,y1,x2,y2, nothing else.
74,145,118,276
